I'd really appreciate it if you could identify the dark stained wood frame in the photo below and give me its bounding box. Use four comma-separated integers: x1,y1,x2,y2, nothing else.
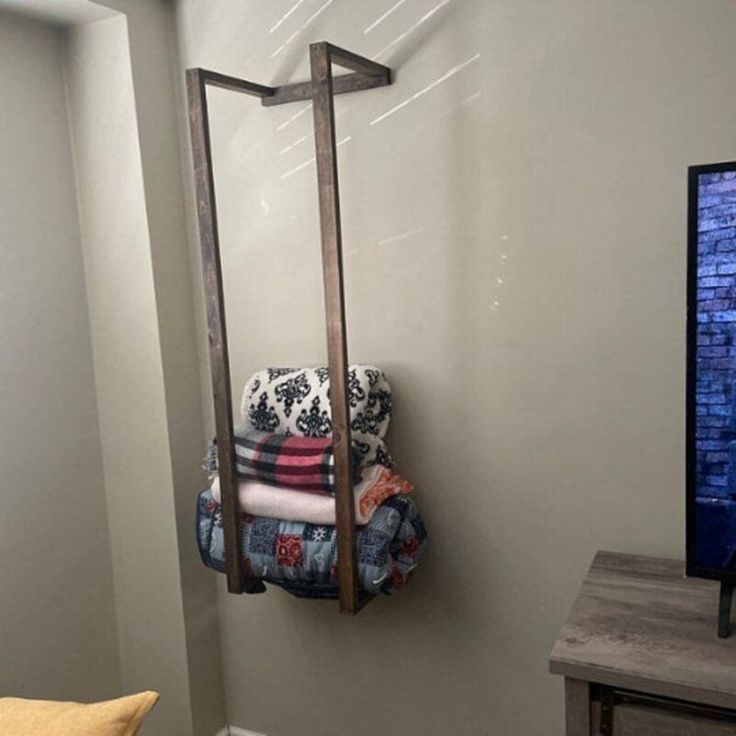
185,43,392,614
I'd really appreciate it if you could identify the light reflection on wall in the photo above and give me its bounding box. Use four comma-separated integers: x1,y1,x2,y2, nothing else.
218,0,486,276
371,53,480,126
281,135,352,179
276,103,312,132
490,240,509,311
270,0,336,58
371,0,453,60
260,0,482,195
363,0,408,34
279,133,309,155
269,0,308,34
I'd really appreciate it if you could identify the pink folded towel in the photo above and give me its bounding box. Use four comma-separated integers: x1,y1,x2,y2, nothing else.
211,464,412,526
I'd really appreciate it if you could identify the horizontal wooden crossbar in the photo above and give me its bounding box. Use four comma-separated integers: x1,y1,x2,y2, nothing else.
195,68,275,98
263,71,390,106
190,44,390,108
320,41,390,76
265,44,390,107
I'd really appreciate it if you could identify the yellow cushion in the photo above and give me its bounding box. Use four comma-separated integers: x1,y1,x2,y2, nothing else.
0,691,159,736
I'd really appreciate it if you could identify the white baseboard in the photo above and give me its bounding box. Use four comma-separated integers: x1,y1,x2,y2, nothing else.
215,727,266,736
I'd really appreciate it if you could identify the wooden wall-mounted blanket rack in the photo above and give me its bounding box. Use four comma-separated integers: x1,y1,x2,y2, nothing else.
186,43,392,615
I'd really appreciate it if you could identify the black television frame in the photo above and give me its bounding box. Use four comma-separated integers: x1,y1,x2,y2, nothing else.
686,161,736,636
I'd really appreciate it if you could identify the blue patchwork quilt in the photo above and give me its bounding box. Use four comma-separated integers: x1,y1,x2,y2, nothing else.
196,489,427,596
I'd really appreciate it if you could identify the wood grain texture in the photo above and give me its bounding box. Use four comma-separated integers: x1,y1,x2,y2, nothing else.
550,551,736,710
565,679,591,736
262,72,390,107
197,68,274,98
186,68,265,596
309,42,360,614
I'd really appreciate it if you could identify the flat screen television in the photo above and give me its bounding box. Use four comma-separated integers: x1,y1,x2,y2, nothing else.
687,162,736,631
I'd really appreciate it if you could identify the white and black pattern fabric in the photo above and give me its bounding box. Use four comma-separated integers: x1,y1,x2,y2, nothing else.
351,435,395,470
240,365,393,467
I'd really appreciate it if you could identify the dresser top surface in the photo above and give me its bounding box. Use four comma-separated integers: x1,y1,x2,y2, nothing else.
550,551,736,709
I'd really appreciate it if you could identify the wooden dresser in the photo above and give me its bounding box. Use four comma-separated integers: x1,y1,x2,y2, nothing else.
550,551,736,735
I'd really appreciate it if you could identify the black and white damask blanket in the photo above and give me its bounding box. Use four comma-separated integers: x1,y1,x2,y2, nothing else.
240,365,393,468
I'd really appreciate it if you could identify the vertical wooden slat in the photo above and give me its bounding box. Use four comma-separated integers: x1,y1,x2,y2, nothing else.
564,678,591,736
186,69,265,596
309,43,360,614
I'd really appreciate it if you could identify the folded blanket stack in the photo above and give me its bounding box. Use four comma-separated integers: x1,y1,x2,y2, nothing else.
211,464,412,525
241,365,394,468
197,488,426,596
198,365,427,598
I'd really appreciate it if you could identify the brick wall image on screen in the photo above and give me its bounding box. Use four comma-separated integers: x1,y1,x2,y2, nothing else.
696,171,736,570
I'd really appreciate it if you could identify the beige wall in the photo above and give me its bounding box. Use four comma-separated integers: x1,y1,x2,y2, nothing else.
175,1,736,734
0,4,227,732
65,16,192,734
66,4,227,732
111,2,231,732
0,11,121,702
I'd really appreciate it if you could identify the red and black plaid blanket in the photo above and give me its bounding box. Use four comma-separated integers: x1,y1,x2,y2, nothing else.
207,430,360,494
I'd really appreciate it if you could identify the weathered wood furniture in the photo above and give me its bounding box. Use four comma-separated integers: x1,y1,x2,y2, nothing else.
185,43,392,614
550,551,736,735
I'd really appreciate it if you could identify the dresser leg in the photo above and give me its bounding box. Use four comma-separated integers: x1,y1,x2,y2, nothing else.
718,580,734,639
565,678,591,736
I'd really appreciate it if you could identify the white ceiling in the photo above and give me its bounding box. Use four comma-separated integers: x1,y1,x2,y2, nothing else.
0,0,116,26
